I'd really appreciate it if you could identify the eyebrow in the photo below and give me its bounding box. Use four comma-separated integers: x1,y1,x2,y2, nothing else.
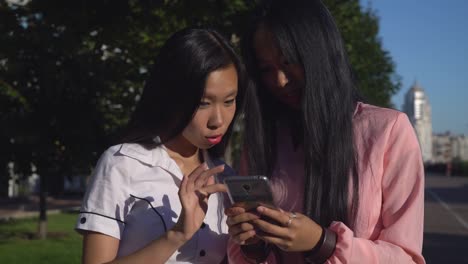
203,89,238,100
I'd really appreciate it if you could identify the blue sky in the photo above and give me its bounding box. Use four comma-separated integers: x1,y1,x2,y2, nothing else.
360,0,468,135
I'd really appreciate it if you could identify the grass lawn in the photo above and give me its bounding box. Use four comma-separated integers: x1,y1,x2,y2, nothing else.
0,212,82,264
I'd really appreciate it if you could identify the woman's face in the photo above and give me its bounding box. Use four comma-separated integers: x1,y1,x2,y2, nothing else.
253,24,305,109
182,64,238,150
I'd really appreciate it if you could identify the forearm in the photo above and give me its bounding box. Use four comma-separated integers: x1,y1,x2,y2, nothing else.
110,230,188,264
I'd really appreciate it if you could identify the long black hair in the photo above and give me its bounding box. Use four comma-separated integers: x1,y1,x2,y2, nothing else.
242,0,361,227
119,27,249,159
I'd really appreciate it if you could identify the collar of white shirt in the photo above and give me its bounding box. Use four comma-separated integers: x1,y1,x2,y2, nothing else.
117,141,217,179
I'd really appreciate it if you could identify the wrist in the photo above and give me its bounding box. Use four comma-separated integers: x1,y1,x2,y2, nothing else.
169,216,196,244
240,240,271,263
166,229,191,247
303,227,337,264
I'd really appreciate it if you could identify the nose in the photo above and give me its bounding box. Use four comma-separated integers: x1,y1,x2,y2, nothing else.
207,105,223,130
277,69,289,88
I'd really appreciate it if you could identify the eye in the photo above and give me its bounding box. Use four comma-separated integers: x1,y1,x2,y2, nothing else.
199,101,210,108
224,98,236,106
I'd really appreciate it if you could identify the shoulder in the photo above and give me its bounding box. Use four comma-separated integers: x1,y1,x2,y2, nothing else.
354,102,412,134
353,102,419,149
99,143,169,168
354,102,404,125
89,143,173,190
91,143,171,184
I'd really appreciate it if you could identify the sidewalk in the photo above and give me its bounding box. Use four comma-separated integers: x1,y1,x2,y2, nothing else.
0,195,82,221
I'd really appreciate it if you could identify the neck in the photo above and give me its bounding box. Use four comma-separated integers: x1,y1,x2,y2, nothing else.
163,134,201,166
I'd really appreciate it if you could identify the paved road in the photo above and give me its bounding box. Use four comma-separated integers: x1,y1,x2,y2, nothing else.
424,173,468,264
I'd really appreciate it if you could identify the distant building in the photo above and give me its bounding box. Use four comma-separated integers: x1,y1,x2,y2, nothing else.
451,135,468,161
5,162,39,198
403,82,433,163
432,133,453,163
433,132,468,162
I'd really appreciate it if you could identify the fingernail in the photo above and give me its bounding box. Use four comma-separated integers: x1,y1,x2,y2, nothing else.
257,206,265,213
203,163,208,169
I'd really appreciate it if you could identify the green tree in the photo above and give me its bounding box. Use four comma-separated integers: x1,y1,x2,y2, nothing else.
325,0,401,107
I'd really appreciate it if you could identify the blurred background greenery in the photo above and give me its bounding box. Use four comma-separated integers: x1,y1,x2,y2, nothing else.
0,212,81,263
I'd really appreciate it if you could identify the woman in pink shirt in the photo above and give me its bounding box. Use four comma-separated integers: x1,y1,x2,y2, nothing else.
226,0,425,263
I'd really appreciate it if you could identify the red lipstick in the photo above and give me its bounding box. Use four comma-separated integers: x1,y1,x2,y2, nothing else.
207,135,222,145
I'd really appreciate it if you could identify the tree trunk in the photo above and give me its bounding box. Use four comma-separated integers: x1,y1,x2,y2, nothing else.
38,172,47,239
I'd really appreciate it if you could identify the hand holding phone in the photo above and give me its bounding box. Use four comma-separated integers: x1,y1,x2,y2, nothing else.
224,175,283,245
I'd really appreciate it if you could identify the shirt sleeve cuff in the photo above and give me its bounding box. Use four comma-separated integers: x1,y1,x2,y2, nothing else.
327,221,354,262
75,212,125,240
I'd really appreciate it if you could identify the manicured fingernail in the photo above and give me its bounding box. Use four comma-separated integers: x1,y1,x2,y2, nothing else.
257,206,265,213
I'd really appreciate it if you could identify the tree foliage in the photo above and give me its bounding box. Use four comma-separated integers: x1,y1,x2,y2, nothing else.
0,0,399,195
325,0,401,106
0,0,254,195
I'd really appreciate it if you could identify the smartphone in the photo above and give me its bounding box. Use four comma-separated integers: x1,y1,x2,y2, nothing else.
223,176,276,211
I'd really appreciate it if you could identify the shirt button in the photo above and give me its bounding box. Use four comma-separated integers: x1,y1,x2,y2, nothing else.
201,222,206,229
199,250,206,257
80,217,86,224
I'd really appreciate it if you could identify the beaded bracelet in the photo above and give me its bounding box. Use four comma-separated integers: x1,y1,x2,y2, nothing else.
303,227,337,264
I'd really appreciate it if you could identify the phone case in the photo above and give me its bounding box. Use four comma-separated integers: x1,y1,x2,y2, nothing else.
223,176,276,211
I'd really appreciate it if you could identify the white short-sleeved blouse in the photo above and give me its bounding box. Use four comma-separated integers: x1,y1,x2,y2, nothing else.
75,143,231,263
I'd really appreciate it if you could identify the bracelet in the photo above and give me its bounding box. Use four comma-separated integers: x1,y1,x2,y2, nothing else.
303,227,337,264
240,240,271,263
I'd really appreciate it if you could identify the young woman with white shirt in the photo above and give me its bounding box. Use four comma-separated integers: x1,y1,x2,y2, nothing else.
75,27,250,264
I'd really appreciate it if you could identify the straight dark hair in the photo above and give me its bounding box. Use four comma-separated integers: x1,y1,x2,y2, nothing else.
242,0,361,227
119,27,249,158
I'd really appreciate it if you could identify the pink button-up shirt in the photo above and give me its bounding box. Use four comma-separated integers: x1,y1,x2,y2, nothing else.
228,103,425,263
